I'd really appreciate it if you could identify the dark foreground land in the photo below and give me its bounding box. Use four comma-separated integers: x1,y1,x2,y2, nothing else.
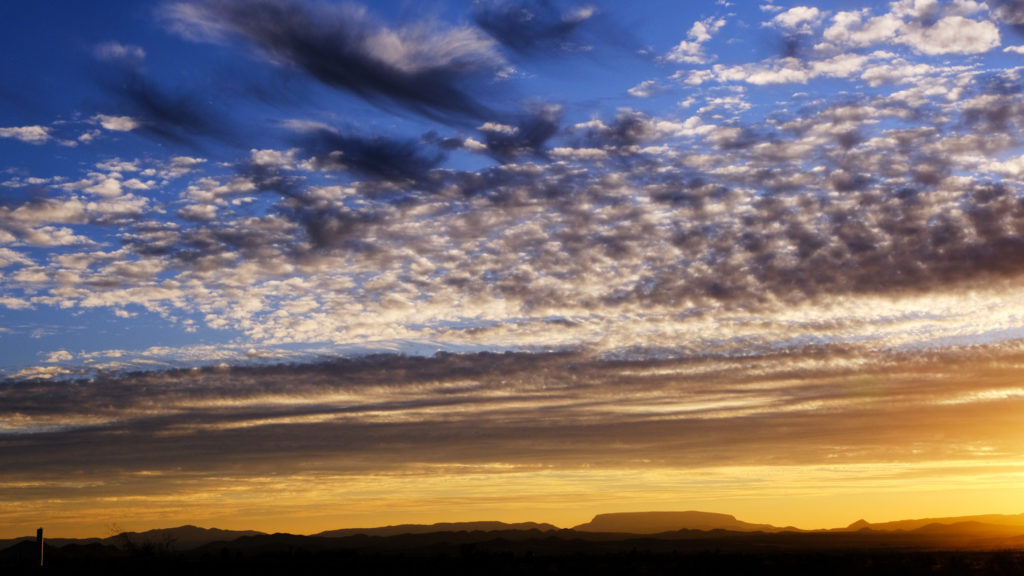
5,531,1024,576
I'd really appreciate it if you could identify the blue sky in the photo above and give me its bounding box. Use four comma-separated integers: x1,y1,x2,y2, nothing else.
4,0,1024,376
7,0,1024,535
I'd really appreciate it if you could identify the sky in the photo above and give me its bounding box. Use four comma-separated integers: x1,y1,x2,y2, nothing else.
5,0,1024,537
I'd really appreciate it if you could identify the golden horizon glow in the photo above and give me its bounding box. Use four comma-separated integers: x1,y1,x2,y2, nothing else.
7,457,1024,538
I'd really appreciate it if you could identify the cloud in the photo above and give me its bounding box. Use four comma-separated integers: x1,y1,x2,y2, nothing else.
0,296,33,310
627,80,664,98
687,51,953,87
163,0,508,126
298,128,446,183
44,350,73,363
92,114,140,132
817,4,1000,55
0,125,51,144
480,104,563,161
101,72,235,148
768,6,825,33
6,343,1024,507
0,248,34,268
4,7,1024,385
992,0,1024,26
473,0,597,55
93,41,146,66
898,16,1000,55
665,17,726,64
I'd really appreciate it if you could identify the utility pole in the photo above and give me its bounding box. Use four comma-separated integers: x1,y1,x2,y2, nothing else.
37,527,43,567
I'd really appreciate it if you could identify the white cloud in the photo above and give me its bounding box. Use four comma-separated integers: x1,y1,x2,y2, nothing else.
12,365,71,380
550,147,609,161
77,130,100,144
161,156,207,179
566,5,597,23
698,96,751,114
665,17,726,64
0,248,33,267
8,198,87,225
821,10,902,49
818,5,1000,55
1004,45,1024,54
769,6,825,33
250,148,301,168
21,226,95,247
45,350,73,363
666,40,706,64
654,116,716,137
688,17,726,43
897,16,999,55
0,297,33,310
463,137,488,152
628,80,662,98
178,204,219,221
84,177,124,198
709,58,812,85
364,24,503,74
0,126,50,144
93,114,140,132
478,122,519,135
984,154,1024,178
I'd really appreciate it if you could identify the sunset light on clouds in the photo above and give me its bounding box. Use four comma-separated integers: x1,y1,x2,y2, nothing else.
5,0,1024,537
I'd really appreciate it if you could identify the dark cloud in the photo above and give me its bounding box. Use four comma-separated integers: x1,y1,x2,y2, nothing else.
961,92,1024,133
993,0,1024,29
482,104,563,161
474,0,594,56
99,71,235,149
5,346,1024,488
572,109,655,149
165,0,506,127
291,207,381,253
300,128,446,183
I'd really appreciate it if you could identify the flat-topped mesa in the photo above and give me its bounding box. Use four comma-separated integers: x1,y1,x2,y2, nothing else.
573,511,784,534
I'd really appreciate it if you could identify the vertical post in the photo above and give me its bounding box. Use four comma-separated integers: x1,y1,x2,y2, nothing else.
37,527,43,567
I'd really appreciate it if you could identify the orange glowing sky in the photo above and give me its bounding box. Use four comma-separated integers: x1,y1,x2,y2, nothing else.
5,347,1024,538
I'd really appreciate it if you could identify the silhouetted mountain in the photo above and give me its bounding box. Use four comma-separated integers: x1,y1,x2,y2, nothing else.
0,536,101,551
909,521,1024,538
0,540,42,563
8,518,1024,575
102,525,264,551
846,519,871,531
317,521,558,537
841,513,1024,532
573,511,789,534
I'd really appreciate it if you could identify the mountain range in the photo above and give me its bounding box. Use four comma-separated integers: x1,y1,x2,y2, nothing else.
6,511,1024,552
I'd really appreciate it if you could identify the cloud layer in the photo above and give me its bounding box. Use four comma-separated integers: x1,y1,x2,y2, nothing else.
5,344,1024,532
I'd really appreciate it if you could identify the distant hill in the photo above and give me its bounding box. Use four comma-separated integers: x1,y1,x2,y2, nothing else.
317,521,559,537
839,513,1024,533
101,525,265,550
573,511,790,534
0,536,101,551
7,510,1024,555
